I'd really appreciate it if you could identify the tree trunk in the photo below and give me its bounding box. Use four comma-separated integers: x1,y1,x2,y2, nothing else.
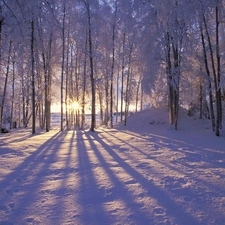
166,32,174,125
116,67,119,123
65,31,70,129
81,36,87,129
0,40,12,127
203,13,222,135
104,74,109,126
61,4,66,131
172,44,180,130
140,82,144,111
135,78,141,112
99,91,103,125
86,2,95,132
166,30,181,130
216,6,222,134
0,11,3,128
31,20,36,134
200,24,215,131
199,80,203,119
10,57,15,129
124,44,132,126
120,33,126,122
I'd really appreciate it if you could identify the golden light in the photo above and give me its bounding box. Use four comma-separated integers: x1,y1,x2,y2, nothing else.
71,101,80,110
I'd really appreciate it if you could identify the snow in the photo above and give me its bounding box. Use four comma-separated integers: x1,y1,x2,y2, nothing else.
0,107,225,225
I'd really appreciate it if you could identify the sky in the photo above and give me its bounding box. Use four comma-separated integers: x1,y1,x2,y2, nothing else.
0,107,225,225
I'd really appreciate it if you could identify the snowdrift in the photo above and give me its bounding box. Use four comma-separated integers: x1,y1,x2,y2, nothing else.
116,107,212,133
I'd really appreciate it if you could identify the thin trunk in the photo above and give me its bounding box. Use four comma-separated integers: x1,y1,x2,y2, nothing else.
0,11,3,128
99,92,103,125
120,33,126,122
69,43,75,128
31,20,36,134
65,36,69,129
140,82,144,111
81,36,87,129
86,3,95,132
104,72,109,125
75,50,79,127
61,4,66,131
124,45,132,126
172,44,180,130
135,79,141,112
116,67,119,123
166,32,173,125
46,31,53,132
10,58,15,129
22,74,26,127
204,15,219,135
216,6,222,133
110,1,117,128
110,27,116,128
43,52,49,131
200,24,215,131
25,84,30,128
199,80,203,119
0,40,12,127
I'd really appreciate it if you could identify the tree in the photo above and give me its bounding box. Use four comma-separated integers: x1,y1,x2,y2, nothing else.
0,40,12,128
82,0,97,132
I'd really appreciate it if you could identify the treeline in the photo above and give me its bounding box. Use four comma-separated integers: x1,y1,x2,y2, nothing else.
0,0,224,136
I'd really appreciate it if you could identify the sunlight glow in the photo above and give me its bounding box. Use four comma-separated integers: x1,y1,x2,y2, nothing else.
71,101,80,110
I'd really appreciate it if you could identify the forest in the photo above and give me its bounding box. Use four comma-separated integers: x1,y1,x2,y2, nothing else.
0,0,225,136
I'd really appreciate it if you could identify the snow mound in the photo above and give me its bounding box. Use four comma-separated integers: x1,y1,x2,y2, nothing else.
116,107,212,132
177,110,212,131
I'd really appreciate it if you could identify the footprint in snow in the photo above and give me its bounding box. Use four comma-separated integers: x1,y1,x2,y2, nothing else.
164,177,188,189
183,196,192,203
5,190,13,196
25,218,34,223
119,147,129,152
8,203,15,209
0,205,8,212
153,207,165,215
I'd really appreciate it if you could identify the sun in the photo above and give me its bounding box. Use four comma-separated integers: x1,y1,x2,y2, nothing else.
71,101,80,110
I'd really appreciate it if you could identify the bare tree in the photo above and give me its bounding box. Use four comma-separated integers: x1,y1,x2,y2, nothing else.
0,40,12,127
82,0,96,131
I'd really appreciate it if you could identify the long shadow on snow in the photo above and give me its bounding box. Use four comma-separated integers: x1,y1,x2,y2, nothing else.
102,128,225,224
84,131,154,225
76,130,114,225
0,130,70,224
87,131,204,225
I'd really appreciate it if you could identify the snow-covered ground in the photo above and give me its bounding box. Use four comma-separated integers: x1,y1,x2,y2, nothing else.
0,107,225,225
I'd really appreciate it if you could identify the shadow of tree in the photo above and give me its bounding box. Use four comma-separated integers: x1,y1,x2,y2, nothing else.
85,130,203,225
1,127,225,225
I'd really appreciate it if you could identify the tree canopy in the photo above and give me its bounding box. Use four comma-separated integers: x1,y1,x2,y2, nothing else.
0,0,224,135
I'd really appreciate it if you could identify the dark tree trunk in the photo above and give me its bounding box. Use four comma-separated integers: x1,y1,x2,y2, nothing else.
81,35,87,129
0,10,3,128
10,56,15,129
61,4,66,131
120,33,126,122
86,2,95,132
200,24,215,131
31,20,36,134
199,80,203,119
216,6,222,134
116,67,119,123
0,40,12,127
124,44,132,126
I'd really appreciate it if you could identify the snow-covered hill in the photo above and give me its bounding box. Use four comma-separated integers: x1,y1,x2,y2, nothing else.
116,107,212,133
